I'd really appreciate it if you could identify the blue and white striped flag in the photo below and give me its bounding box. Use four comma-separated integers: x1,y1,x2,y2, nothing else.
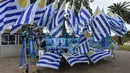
66,1,75,32
63,54,89,66
79,34,90,54
117,15,127,33
34,0,47,23
0,0,30,34
37,0,58,28
75,16,81,36
51,23,63,38
10,0,42,34
88,49,112,63
91,13,111,41
36,52,62,70
106,15,127,37
78,3,91,27
19,38,28,68
55,0,66,27
50,0,66,38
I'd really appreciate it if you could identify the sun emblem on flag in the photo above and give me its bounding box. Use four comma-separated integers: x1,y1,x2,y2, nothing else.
39,0,45,8
18,0,27,8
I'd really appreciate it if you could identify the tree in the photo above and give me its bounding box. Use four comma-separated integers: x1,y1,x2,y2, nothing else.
108,1,130,23
67,0,94,14
108,1,130,45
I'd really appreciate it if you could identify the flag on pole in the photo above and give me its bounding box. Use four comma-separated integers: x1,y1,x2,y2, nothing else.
50,0,66,38
34,0,47,23
11,0,46,34
0,0,30,34
66,1,75,32
20,0,41,24
51,23,63,38
37,0,58,28
10,0,42,34
78,3,91,27
91,13,111,41
55,0,66,27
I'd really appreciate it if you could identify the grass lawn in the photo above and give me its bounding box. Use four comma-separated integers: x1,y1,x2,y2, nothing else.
118,45,130,51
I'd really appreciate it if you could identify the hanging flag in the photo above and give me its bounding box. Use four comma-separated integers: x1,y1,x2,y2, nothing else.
91,13,111,41
62,54,89,66
50,0,66,38
10,0,41,34
0,0,30,34
78,3,91,27
29,38,34,58
19,38,28,69
79,34,90,54
36,52,62,70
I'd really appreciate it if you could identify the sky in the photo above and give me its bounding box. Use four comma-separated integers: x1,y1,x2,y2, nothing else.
90,0,130,13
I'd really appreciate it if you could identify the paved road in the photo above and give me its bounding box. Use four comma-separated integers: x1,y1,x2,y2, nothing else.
0,51,130,73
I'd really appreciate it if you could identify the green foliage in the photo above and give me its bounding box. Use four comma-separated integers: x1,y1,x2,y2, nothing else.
108,1,130,45
68,0,94,15
118,45,130,51
108,1,130,23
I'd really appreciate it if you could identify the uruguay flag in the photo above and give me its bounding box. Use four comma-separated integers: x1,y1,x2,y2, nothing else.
78,3,91,27
10,0,42,34
79,34,90,54
50,0,66,38
91,13,111,41
88,49,112,63
37,0,58,28
62,54,89,66
74,15,81,36
66,2,75,32
106,15,127,37
34,0,47,23
0,0,30,34
36,52,62,69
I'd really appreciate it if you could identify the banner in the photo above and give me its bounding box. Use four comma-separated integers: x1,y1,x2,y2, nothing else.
19,38,28,68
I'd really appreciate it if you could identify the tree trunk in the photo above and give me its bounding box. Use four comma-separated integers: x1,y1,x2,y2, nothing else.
30,0,36,3
118,36,123,45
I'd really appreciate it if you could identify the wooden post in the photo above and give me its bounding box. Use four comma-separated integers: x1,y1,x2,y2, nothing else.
0,35,1,46
15,35,17,45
